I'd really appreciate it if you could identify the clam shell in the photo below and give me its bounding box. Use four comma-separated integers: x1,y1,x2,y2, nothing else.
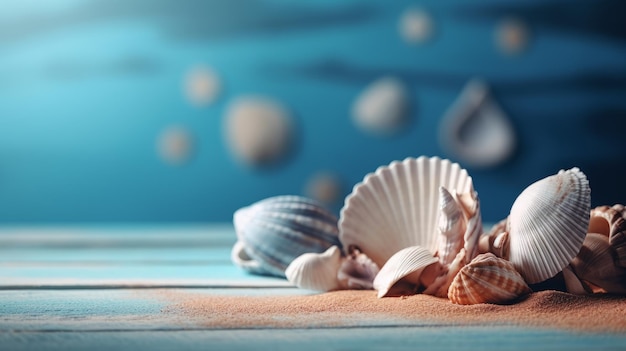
589,204,626,268
285,246,343,292
232,195,342,278
448,253,531,305
339,156,479,268
570,233,626,294
507,167,591,284
373,246,440,298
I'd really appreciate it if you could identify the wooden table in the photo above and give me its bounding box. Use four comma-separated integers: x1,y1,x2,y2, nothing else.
1,225,625,350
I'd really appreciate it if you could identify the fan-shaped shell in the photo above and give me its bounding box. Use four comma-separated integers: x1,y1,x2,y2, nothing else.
285,246,343,292
232,195,342,278
507,167,590,284
448,253,531,305
373,246,441,298
339,156,479,268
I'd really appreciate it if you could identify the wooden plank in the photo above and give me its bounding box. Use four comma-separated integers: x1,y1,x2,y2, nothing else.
2,328,625,351
0,247,232,265
0,224,236,248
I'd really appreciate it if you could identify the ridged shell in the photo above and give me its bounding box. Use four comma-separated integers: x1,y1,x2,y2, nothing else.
285,246,343,292
231,195,342,278
339,156,480,268
448,253,531,305
588,204,626,268
507,167,591,284
570,233,626,294
337,249,380,290
373,246,440,298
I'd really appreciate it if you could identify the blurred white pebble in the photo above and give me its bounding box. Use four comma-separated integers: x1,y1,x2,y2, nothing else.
305,172,342,205
184,65,221,106
439,79,516,168
399,8,434,44
158,126,194,165
352,77,410,136
496,18,529,55
224,96,293,166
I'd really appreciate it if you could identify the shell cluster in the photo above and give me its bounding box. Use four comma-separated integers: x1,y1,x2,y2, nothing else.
231,155,625,304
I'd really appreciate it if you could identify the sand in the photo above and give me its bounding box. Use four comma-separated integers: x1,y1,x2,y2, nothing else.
162,290,626,333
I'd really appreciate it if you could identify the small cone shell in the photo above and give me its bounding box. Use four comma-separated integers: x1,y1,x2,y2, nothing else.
285,246,343,292
507,167,590,284
448,253,531,305
373,246,439,298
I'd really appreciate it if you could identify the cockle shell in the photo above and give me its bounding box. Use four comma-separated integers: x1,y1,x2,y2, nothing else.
286,246,343,292
339,156,481,269
448,253,531,305
231,195,342,278
505,167,591,284
373,246,442,298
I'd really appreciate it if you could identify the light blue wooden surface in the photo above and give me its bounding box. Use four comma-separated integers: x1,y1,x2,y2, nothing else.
1,225,625,351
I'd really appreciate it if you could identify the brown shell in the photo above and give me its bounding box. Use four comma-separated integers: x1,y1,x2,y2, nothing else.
571,233,626,294
448,253,531,305
589,204,626,268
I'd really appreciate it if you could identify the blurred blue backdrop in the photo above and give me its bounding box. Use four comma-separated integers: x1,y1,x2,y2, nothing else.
1,0,625,224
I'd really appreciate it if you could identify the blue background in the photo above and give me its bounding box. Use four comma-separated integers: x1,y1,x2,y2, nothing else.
1,0,625,224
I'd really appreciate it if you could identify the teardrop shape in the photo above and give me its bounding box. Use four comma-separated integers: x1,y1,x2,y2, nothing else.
232,196,342,278
439,79,516,168
285,246,343,292
373,246,440,298
448,253,531,305
507,167,591,284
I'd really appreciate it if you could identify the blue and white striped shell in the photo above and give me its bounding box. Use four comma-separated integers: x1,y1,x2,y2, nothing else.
231,195,342,278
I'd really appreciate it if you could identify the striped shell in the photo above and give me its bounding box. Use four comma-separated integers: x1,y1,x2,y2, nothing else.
448,253,531,305
231,196,342,278
507,167,591,284
588,204,626,268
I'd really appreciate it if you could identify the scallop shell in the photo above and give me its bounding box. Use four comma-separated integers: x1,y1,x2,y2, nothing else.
231,195,342,278
507,167,591,284
285,246,343,292
373,246,441,298
448,253,531,305
570,233,626,294
339,156,480,269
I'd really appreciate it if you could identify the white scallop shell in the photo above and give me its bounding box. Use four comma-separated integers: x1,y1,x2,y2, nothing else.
373,245,440,298
285,246,343,292
507,167,591,284
339,156,479,268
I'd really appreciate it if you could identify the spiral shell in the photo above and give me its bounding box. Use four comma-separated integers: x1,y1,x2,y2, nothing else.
448,253,531,305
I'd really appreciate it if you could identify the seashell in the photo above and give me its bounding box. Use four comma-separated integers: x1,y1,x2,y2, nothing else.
562,265,592,295
285,246,343,292
373,246,441,298
478,219,509,259
588,204,626,268
570,233,626,294
337,248,380,290
231,195,342,278
506,167,591,284
339,156,480,269
439,79,517,168
437,187,465,266
448,253,531,305
352,77,410,135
